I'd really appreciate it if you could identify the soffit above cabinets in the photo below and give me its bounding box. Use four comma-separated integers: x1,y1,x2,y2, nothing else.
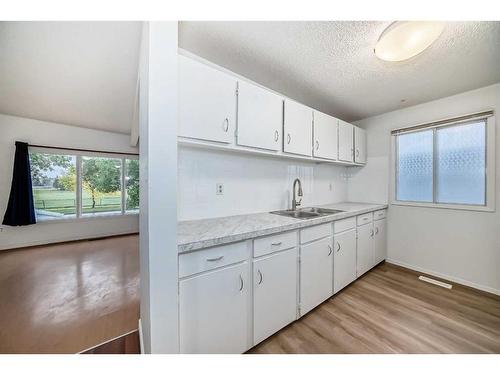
179,21,500,122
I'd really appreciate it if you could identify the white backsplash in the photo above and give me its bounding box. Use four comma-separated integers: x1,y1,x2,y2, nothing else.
178,147,349,221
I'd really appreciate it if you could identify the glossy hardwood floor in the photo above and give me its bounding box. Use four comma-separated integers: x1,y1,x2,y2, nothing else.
249,262,500,354
0,235,139,354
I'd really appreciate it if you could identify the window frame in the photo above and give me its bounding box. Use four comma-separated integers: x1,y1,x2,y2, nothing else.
390,115,496,212
29,147,139,223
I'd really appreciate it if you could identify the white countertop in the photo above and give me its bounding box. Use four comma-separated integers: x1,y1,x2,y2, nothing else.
178,202,387,253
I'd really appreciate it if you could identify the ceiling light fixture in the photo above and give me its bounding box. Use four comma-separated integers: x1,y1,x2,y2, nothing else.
374,21,445,62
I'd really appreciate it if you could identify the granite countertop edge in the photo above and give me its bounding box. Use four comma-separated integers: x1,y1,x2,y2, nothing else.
178,202,388,254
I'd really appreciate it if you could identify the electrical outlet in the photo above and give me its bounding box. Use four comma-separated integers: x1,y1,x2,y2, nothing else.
216,183,224,195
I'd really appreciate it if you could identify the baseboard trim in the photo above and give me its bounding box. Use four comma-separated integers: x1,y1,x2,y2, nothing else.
77,329,139,354
138,318,144,354
0,231,139,252
386,258,500,297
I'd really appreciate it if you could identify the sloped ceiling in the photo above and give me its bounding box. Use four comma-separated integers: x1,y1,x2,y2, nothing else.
0,21,142,134
1,21,499,134
179,21,500,121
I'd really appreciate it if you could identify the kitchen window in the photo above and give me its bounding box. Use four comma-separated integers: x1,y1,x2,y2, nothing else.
392,111,495,211
29,148,139,221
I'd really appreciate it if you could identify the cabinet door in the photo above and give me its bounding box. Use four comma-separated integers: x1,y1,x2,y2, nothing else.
283,100,313,156
338,120,354,162
333,229,357,293
357,223,374,277
374,219,387,265
180,262,250,353
179,55,236,144
253,248,298,345
354,126,367,164
237,80,283,151
313,111,338,160
300,237,333,316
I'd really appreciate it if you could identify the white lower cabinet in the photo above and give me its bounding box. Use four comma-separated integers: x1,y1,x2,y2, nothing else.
373,218,387,265
179,261,250,353
333,229,357,293
357,223,374,277
300,236,333,316
253,248,298,345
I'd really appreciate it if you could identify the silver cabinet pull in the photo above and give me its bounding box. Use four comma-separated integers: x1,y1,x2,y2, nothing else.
328,244,333,256
274,130,279,142
356,149,360,157
315,140,320,150
375,227,379,235
336,242,341,252
257,270,263,285
206,255,224,262
287,133,291,144
370,229,374,237
271,241,282,246
223,118,229,132
239,275,244,291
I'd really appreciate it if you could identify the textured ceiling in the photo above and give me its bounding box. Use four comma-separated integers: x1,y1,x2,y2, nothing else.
0,21,142,134
179,21,500,122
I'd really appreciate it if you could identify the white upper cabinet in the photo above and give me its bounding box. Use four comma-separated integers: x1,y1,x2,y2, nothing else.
354,126,367,164
283,100,313,156
338,120,354,162
179,55,236,144
313,111,338,160
237,80,283,151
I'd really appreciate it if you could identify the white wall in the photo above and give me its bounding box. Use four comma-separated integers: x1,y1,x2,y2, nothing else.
348,83,500,295
178,147,349,221
0,113,139,250
139,22,179,354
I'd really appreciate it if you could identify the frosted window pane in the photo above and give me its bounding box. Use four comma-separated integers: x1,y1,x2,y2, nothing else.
397,130,433,202
436,121,486,205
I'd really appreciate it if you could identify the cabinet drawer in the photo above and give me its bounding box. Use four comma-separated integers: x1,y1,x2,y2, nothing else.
357,213,373,226
334,217,356,234
374,209,386,220
300,223,333,244
179,241,248,278
254,231,297,258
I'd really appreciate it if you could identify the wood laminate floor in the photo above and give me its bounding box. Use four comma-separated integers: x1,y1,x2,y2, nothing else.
250,262,500,354
0,235,139,354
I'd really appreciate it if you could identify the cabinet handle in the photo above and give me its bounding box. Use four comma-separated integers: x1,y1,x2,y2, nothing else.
375,227,379,235
287,133,291,144
257,270,263,285
239,274,244,291
206,255,224,262
328,244,333,256
271,241,282,246
370,229,374,238
356,149,359,157
315,140,320,150
336,242,341,252
274,130,279,142
223,118,229,132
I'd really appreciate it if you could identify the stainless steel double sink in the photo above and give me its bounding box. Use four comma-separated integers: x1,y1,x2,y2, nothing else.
270,207,344,220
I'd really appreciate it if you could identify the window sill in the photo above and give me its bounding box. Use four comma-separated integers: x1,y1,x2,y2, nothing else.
36,212,139,224
390,200,495,213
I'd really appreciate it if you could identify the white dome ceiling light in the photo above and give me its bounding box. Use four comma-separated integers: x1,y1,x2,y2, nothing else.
374,21,446,62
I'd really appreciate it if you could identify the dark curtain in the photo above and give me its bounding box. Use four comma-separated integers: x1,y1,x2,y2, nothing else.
2,142,36,226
